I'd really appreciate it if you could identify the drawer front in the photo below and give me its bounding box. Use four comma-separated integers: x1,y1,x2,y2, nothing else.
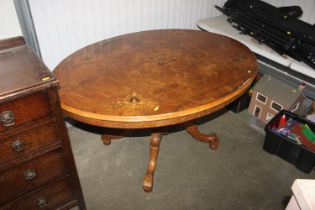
0,176,75,210
0,120,60,165
0,148,67,204
0,91,51,132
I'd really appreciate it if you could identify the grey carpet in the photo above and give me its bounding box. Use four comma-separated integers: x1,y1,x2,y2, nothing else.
68,111,314,210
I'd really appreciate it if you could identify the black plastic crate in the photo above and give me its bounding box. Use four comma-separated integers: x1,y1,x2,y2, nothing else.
263,110,315,173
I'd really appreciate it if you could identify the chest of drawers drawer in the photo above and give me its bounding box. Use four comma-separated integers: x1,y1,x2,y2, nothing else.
0,175,75,210
0,91,51,132
0,147,67,204
0,119,60,165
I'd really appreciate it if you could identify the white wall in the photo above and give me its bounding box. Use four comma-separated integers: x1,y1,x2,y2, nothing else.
28,0,315,71
29,0,224,70
0,0,22,39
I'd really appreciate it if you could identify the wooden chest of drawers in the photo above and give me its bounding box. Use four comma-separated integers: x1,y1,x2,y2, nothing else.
0,38,86,209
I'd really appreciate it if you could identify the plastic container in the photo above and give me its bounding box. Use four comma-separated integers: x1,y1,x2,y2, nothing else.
263,110,315,173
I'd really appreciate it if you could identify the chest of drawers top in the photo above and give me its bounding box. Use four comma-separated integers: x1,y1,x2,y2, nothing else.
0,45,58,100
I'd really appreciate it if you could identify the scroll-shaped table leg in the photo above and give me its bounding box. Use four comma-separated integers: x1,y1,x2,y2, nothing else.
101,134,122,145
101,134,112,145
143,132,162,192
101,130,131,145
185,123,219,150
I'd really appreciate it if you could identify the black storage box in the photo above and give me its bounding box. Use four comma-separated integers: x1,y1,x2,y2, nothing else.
263,110,315,173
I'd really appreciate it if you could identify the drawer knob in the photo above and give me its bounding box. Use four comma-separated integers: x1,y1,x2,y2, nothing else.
24,169,37,180
37,197,48,208
11,140,25,152
0,111,15,127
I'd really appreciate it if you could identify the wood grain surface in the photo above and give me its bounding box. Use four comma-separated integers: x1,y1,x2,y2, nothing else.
54,29,257,128
0,45,57,100
0,36,25,51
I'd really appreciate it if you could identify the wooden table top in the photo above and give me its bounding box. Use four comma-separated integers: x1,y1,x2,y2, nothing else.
54,29,257,128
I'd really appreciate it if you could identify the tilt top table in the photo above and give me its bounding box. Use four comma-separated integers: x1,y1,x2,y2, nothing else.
54,29,258,192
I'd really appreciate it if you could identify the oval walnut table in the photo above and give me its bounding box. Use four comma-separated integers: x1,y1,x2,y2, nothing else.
54,29,258,192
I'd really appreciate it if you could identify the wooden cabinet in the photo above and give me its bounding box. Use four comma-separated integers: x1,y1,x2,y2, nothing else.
0,38,86,209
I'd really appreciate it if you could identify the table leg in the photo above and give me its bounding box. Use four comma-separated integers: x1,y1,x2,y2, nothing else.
101,130,131,145
101,134,122,145
143,132,162,192
185,122,219,150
